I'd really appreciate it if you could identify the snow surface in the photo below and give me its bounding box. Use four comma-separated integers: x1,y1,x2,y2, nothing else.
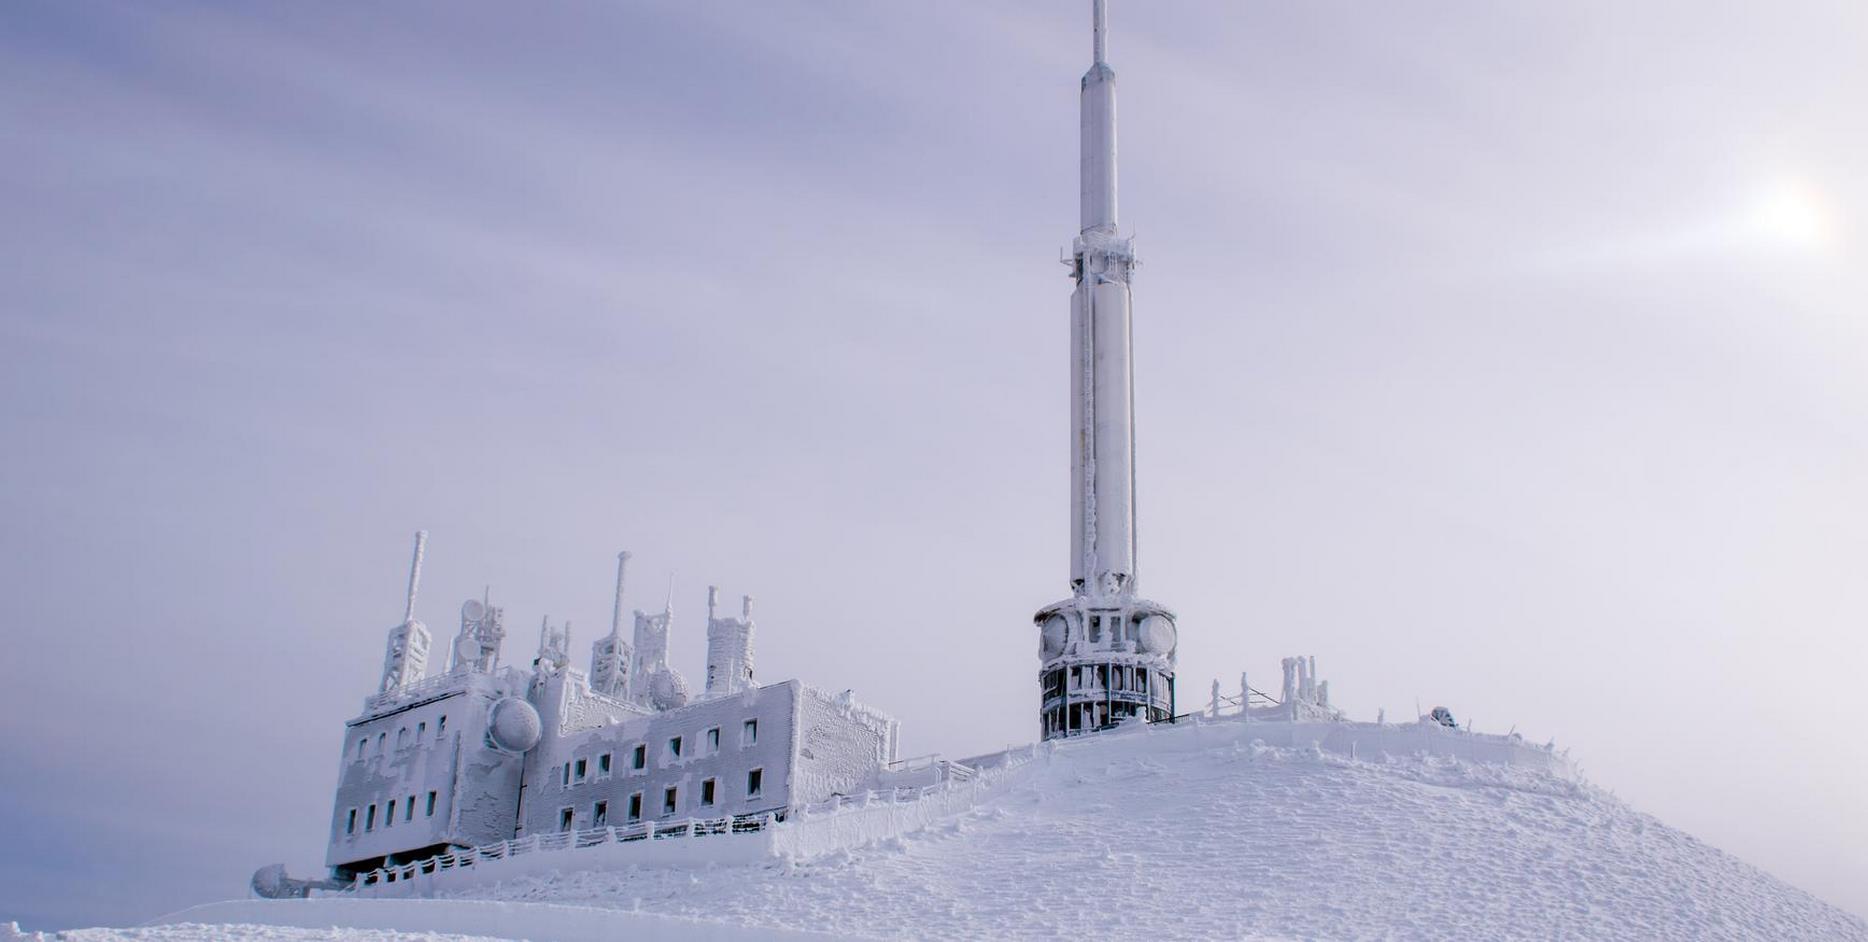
12,927,504,942
30,718,1866,941
445,720,1865,941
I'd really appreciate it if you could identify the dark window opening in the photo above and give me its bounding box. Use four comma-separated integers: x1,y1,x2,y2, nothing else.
559,807,575,832
346,808,357,835
598,753,612,776
706,727,720,753
628,793,643,822
366,805,377,831
426,791,437,817
663,787,678,816
747,768,764,798
632,744,646,769
668,736,683,758
701,778,717,807
593,800,609,827
574,758,588,782
743,719,758,745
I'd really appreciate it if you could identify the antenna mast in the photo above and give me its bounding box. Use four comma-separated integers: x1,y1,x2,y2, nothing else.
402,530,428,624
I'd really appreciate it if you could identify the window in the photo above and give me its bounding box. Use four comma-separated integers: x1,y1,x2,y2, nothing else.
705,727,720,754
746,768,764,798
632,744,646,770
366,805,377,831
574,758,588,783
593,800,609,827
437,715,446,737
355,739,366,761
377,732,386,753
563,762,572,787
405,795,415,820
663,786,678,816
627,792,643,822
742,719,758,746
346,808,357,835
559,807,575,832
417,721,426,740
426,791,437,817
598,753,612,778
667,736,683,759
385,801,394,827
701,778,716,807
397,727,408,749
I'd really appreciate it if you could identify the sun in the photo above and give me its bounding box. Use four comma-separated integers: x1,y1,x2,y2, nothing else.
1751,177,1834,251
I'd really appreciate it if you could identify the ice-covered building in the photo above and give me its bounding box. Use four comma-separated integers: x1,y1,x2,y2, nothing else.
321,533,897,883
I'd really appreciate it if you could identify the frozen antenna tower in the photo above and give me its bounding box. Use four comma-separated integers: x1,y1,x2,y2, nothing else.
377,530,433,694
1032,0,1179,741
589,551,634,699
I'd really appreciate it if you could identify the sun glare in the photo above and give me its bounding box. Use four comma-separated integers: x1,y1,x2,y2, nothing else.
1751,178,1834,251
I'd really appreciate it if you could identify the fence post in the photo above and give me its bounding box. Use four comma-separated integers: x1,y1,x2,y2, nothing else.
1240,672,1249,723
1210,679,1220,717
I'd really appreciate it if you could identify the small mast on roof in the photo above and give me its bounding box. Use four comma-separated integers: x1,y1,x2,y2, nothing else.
1033,0,1178,741
379,530,433,694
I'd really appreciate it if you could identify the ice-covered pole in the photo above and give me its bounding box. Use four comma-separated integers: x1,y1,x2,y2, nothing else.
1069,0,1136,596
611,551,631,637
402,530,428,624
1081,0,1117,233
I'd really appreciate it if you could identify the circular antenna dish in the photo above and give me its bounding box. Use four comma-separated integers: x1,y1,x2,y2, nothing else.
461,599,486,621
1137,615,1177,655
1040,614,1068,657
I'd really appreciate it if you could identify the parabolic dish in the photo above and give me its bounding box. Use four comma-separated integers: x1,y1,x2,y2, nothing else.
1138,615,1177,655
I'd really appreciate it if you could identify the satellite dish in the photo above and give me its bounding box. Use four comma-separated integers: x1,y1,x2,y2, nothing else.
1040,614,1068,657
461,598,486,622
1137,615,1177,655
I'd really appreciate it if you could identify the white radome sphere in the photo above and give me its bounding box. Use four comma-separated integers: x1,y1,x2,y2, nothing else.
1138,615,1177,655
486,697,542,753
650,668,691,711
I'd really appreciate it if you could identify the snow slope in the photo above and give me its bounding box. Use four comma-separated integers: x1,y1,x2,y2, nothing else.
449,719,1865,941
30,718,1865,941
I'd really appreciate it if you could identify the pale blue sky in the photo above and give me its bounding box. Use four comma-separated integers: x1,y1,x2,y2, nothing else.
2,0,1864,930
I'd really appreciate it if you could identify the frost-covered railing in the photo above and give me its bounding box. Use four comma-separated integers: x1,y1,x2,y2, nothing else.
353,814,774,890
352,747,1044,895
364,673,462,713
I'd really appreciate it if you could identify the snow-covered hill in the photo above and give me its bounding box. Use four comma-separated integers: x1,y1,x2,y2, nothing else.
31,717,1866,941
449,721,1863,940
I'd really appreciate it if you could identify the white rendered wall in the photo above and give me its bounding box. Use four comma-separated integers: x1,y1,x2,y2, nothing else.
325,671,528,873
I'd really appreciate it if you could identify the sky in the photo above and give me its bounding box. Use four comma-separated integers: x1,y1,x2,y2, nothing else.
1,0,1864,931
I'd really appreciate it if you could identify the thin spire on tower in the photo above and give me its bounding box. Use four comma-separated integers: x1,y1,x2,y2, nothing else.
1092,0,1107,65
402,530,428,624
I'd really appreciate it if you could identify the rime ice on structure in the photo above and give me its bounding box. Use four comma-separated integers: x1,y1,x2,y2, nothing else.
377,531,432,694
587,553,633,700
703,586,755,698
1034,0,1178,740
319,539,898,887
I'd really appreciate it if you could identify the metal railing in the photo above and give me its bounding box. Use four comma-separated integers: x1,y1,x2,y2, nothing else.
352,746,1040,893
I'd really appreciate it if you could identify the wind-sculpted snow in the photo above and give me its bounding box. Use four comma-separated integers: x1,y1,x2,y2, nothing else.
447,722,1865,941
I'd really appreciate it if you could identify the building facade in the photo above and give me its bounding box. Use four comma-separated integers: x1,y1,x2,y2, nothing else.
322,536,897,882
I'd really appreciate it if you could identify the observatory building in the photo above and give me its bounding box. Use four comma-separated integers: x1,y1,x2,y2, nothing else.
323,538,898,883
304,0,1181,890
1034,0,1178,740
